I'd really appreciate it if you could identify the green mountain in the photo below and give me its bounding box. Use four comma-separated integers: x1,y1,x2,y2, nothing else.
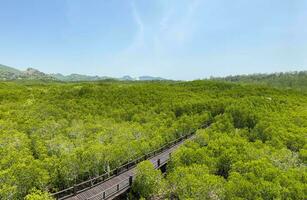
0,64,55,81
0,64,22,80
3,63,305,87
0,63,168,82
50,73,111,82
138,76,166,81
0,64,22,74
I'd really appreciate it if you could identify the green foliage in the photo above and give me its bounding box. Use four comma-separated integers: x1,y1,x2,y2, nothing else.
167,165,225,199
212,71,307,92
299,146,307,164
24,189,54,200
134,80,306,199
0,79,306,199
132,161,165,199
161,110,307,199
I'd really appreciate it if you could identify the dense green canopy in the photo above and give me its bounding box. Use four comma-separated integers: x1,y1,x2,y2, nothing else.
212,71,307,92
132,81,307,200
0,80,306,199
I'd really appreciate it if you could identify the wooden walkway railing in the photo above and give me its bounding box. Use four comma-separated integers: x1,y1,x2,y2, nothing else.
52,128,199,200
85,175,133,200
85,156,170,200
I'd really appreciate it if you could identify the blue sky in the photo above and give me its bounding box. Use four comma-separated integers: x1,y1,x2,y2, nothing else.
0,0,306,80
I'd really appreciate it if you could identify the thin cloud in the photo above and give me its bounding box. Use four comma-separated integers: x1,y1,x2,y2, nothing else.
168,0,201,44
127,0,145,51
159,6,174,31
154,0,203,54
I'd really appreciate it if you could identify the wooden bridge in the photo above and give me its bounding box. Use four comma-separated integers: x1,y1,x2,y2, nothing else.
52,130,197,200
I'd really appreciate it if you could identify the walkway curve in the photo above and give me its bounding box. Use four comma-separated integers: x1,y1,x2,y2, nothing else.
52,129,198,200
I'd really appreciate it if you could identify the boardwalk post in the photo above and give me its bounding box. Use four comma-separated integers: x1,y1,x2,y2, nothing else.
157,159,160,167
169,152,171,158
73,185,77,196
103,191,105,199
129,176,133,186
117,184,119,191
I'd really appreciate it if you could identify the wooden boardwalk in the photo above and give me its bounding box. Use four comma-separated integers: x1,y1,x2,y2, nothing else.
53,132,196,200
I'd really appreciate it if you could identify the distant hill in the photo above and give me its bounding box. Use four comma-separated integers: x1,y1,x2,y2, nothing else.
0,64,168,82
138,76,166,81
120,75,135,81
2,63,306,87
211,71,307,91
21,68,56,80
0,64,22,80
119,75,166,81
50,73,111,82
0,64,55,80
0,64,22,74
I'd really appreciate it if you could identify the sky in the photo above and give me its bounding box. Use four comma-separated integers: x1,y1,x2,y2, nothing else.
0,0,306,80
